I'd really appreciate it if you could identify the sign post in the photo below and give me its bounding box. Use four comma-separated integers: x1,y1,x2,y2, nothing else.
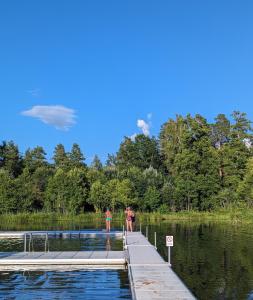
166,236,173,266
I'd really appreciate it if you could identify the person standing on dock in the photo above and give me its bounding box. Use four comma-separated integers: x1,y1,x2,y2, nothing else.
131,209,135,231
125,207,133,232
105,208,112,232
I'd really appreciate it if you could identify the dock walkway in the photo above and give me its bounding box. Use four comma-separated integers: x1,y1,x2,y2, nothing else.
125,232,195,300
0,251,125,268
0,230,196,299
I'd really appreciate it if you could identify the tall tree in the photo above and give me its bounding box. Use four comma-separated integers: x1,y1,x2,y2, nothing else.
69,143,86,168
116,134,161,170
231,111,252,140
91,155,103,171
0,141,22,177
53,144,69,169
173,115,220,210
160,115,186,175
24,146,47,172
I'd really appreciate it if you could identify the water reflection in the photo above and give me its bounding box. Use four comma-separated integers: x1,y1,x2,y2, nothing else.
106,235,111,251
147,222,253,300
0,270,131,299
0,236,122,252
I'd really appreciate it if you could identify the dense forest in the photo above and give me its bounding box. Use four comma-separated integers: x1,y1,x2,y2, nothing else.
1,111,253,214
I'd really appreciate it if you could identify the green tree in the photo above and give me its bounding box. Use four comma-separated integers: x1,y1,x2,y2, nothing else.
88,181,108,212
91,155,103,171
143,186,161,211
236,157,253,207
69,143,86,168
53,144,69,169
160,115,186,175
116,134,161,170
46,167,88,213
172,115,220,210
0,170,18,213
24,146,47,172
0,141,22,177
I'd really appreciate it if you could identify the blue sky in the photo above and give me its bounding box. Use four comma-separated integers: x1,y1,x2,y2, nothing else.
1,0,253,163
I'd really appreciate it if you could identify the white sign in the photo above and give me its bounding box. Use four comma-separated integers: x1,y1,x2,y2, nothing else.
166,235,173,247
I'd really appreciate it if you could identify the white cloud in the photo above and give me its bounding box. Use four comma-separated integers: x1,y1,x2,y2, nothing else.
130,133,137,141
21,105,76,130
137,119,150,136
129,113,152,139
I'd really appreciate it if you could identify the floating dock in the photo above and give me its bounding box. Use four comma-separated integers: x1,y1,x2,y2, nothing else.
0,251,125,267
125,232,195,300
0,230,195,299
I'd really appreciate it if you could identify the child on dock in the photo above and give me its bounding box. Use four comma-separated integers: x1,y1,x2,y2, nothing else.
105,208,112,232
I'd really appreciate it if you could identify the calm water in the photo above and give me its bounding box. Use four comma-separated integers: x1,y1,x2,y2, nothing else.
1,219,253,299
0,269,131,299
0,235,122,252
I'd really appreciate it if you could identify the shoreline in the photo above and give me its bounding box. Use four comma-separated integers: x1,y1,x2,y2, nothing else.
1,208,253,226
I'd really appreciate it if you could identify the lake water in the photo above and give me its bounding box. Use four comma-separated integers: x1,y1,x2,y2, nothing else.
0,269,131,299
1,218,253,299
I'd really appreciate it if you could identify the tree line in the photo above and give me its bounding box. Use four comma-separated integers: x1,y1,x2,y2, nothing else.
1,111,253,214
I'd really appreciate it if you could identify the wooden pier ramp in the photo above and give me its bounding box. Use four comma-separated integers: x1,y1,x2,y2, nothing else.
125,232,195,300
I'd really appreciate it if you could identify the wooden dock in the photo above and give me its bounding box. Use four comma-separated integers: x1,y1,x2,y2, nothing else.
125,232,195,300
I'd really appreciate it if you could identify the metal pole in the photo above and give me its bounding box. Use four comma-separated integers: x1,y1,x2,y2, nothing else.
168,246,171,266
29,233,31,252
47,232,49,252
146,226,148,240
154,232,157,249
24,234,26,252
140,223,141,233
45,233,49,252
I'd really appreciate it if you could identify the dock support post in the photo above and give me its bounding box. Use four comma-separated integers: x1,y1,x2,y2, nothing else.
154,232,157,249
24,234,26,252
29,233,32,252
168,246,171,266
45,233,49,252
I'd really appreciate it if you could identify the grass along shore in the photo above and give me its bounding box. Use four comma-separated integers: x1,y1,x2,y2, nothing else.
1,207,253,229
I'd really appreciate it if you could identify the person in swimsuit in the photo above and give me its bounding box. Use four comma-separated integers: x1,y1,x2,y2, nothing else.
125,207,133,232
131,209,135,231
105,208,112,232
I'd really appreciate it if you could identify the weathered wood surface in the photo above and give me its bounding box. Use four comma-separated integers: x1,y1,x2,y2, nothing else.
126,232,196,300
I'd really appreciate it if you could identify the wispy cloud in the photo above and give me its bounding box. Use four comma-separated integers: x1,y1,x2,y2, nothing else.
27,88,41,97
21,105,77,130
